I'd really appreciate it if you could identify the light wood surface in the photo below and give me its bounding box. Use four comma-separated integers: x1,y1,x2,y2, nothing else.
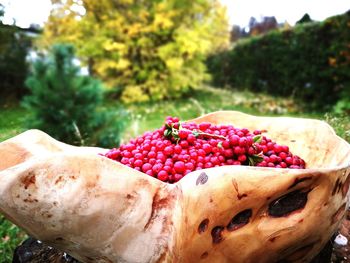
0,111,349,263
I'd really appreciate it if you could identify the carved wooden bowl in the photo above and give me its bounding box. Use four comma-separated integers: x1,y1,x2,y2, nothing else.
1,111,350,263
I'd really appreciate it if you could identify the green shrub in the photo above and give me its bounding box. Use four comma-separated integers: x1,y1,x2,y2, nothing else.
207,11,350,111
23,44,125,147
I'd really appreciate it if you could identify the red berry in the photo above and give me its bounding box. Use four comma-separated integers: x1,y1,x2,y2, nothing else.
212,147,219,153
234,146,244,155
198,149,206,156
103,116,306,184
236,131,244,137
247,147,255,155
187,134,196,144
156,153,166,162
267,142,274,150
121,157,129,164
241,128,249,134
261,145,268,153
184,169,192,175
224,149,234,158
274,145,283,153
134,159,143,167
142,163,152,172
210,156,219,165
174,161,185,173
156,141,165,150
204,162,213,168
280,162,287,168
239,137,247,147
146,170,153,176
158,171,168,181
163,165,171,172
258,161,267,167
134,153,143,159
185,162,194,170
229,135,239,146
203,143,212,154
180,140,189,148
190,152,198,160
269,154,278,163
199,122,211,131
282,145,289,152
267,162,275,167
174,174,183,182
226,159,234,165
246,136,253,146
293,157,301,165
285,156,293,165
220,140,229,149
123,151,132,158
148,151,156,158
197,156,204,163
152,163,163,173
143,143,151,151
178,130,189,139
279,152,287,160
183,154,190,162
238,155,247,162
174,145,182,154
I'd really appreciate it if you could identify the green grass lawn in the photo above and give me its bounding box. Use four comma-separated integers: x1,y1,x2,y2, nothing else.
0,217,27,262
111,86,332,142
0,86,349,262
0,105,28,143
0,105,29,262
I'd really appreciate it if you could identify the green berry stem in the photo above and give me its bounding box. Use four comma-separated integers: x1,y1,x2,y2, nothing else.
164,123,227,141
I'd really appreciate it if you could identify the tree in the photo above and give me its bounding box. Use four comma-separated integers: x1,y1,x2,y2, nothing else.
41,0,229,103
0,4,4,20
230,25,244,42
249,16,278,36
23,44,125,147
296,13,313,24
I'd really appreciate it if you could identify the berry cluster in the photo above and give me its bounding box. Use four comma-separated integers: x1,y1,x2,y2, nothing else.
103,117,305,183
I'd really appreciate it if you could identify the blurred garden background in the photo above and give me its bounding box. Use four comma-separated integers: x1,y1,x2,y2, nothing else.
0,0,349,261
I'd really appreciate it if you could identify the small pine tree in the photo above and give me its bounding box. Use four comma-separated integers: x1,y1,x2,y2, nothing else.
23,44,124,147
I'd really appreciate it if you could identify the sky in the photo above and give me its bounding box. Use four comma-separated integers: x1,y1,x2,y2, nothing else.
0,0,349,28
221,0,350,28
0,0,51,27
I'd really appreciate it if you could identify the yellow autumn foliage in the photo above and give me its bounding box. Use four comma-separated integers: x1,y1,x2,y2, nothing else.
42,0,229,103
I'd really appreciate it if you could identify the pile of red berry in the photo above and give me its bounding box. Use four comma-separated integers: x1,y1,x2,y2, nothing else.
103,116,306,183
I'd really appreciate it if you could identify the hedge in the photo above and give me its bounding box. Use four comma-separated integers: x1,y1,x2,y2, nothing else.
0,24,32,100
207,11,350,110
